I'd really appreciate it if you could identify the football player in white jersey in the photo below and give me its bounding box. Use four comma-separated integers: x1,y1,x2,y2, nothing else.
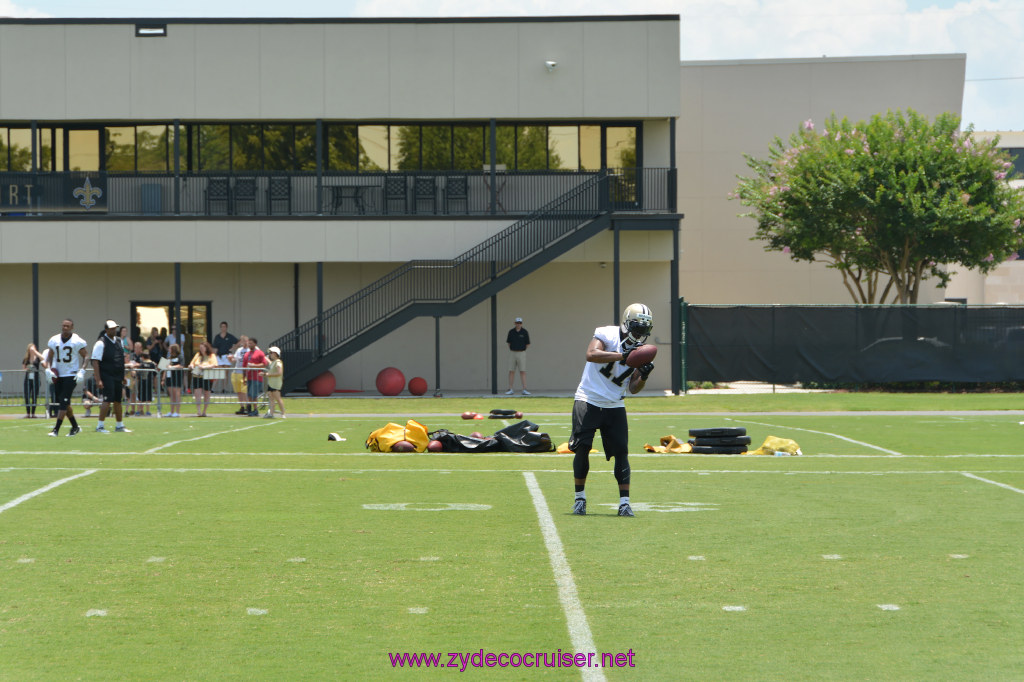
43,318,89,437
568,303,655,517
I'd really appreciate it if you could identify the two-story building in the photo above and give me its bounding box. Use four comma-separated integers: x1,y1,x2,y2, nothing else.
0,15,682,393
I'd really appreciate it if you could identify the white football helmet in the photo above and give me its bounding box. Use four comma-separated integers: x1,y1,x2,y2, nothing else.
620,303,653,347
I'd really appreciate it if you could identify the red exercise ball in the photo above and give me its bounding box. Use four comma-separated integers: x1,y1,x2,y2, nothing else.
306,371,336,397
376,367,406,396
408,376,428,396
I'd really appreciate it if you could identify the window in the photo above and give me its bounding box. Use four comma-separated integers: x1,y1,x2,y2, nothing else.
579,126,601,170
7,128,32,171
493,125,515,168
2,120,639,174
136,125,170,171
198,124,229,171
105,127,135,171
35,127,61,171
263,124,293,171
358,125,388,172
67,129,99,171
390,125,418,170
421,126,452,171
606,127,636,169
453,125,484,170
516,126,547,170
231,124,262,171
548,126,578,170
295,124,316,171
326,124,358,171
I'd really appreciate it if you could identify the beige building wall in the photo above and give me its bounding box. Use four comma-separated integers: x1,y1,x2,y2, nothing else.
2,253,672,393
0,218,517,265
0,18,680,120
678,55,967,304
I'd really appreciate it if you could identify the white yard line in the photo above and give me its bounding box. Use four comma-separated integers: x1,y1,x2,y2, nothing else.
12,449,1024,458
730,418,904,456
5,466,1024,476
523,472,606,682
144,423,272,454
962,473,1024,495
0,469,97,515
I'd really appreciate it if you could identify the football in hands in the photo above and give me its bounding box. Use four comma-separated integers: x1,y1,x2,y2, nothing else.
624,344,657,368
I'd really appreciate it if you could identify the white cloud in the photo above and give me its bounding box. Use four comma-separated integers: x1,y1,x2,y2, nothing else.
0,0,48,16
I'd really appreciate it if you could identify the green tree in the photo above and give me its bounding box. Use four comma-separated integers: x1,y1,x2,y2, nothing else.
734,110,1024,303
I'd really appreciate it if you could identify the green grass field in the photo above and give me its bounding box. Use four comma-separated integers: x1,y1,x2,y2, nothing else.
3,396,1024,680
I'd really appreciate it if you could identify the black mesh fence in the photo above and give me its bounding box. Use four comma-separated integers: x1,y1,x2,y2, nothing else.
683,304,1024,384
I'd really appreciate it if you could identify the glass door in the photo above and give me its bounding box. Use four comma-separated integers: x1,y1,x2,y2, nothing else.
605,126,639,210
66,128,101,171
130,301,211,362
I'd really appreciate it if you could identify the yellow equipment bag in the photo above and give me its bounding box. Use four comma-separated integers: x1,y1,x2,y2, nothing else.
365,419,430,452
747,435,802,456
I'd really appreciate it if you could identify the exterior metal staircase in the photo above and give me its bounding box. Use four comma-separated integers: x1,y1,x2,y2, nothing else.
273,172,617,392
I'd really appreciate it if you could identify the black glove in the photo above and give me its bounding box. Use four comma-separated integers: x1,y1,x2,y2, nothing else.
637,362,654,381
620,338,641,364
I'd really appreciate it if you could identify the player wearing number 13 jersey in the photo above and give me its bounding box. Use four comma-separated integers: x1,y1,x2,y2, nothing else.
569,304,655,518
43,318,89,437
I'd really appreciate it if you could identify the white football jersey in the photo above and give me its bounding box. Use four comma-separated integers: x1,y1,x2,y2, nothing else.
47,333,88,377
574,325,634,408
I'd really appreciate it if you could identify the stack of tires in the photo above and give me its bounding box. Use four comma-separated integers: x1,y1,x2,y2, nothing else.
688,427,750,454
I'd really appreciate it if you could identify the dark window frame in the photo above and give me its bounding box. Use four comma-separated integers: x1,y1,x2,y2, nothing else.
3,119,645,174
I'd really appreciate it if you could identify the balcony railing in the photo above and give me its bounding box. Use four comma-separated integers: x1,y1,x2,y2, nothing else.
0,168,676,217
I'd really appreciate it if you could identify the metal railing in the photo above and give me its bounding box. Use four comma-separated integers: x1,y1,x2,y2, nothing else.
270,171,624,386
0,367,268,416
0,168,675,218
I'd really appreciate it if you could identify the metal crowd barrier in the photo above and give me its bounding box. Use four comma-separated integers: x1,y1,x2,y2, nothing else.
0,366,268,417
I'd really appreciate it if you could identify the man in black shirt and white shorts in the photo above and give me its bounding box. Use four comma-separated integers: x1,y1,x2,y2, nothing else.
91,319,132,434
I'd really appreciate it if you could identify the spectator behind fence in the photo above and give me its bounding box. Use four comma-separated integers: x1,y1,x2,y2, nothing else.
129,340,155,417
231,335,249,415
162,342,185,417
148,331,165,364
264,346,285,419
119,326,132,355
165,325,181,353
243,337,267,417
22,342,45,418
81,375,101,417
212,321,238,393
189,340,219,417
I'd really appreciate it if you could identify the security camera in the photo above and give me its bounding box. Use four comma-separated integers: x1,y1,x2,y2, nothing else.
545,60,557,72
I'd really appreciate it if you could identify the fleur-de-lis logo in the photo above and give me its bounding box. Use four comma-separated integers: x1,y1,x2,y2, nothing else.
73,177,103,210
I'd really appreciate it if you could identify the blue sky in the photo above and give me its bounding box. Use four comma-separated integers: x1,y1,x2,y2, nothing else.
3,0,1021,131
